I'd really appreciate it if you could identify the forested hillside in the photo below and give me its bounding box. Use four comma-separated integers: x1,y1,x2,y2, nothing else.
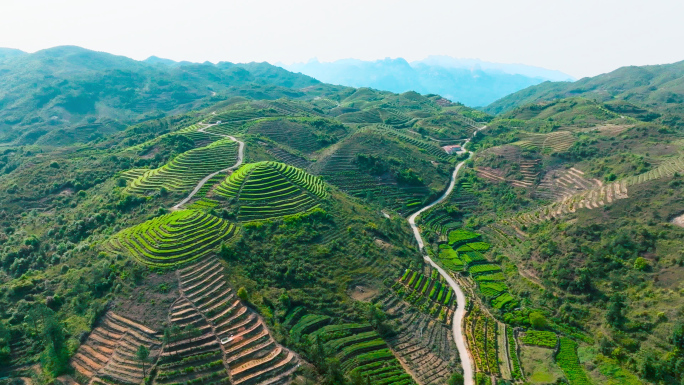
0,50,683,385
485,60,684,129
0,46,322,146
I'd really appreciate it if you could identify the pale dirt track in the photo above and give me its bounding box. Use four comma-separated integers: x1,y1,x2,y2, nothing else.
173,123,245,209
407,125,486,385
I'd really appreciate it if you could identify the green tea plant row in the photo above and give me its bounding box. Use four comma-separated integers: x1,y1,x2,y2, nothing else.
436,230,519,311
105,210,237,267
126,139,238,195
289,313,416,385
466,306,498,375
396,268,455,307
555,337,592,385
520,330,557,348
214,161,327,221
370,125,455,163
506,327,523,380
448,229,481,246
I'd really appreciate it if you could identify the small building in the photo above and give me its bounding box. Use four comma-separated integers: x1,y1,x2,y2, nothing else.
442,145,462,154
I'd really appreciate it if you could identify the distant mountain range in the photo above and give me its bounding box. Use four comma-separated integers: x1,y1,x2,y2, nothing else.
280,56,574,107
0,46,322,145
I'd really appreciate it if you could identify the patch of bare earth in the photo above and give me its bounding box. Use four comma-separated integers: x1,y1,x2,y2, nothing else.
139,147,160,159
348,285,378,302
112,271,179,330
672,213,684,228
374,238,393,249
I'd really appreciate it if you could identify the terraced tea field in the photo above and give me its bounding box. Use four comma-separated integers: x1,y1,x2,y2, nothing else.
464,306,522,381
309,129,445,215
393,268,457,311
172,257,299,385
511,131,575,153
378,290,457,384
536,167,601,201
213,161,327,220
287,310,416,385
70,312,162,385
247,118,347,154
126,139,238,195
105,210,238,267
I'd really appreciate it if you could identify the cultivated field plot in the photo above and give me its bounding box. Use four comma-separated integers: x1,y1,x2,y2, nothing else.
287,309,416,385
165,257,299,385
464,306,523,382
394,268,457,313
247,118,347,155
204,105,285,125
308,130,442,215
260,141,311,169
511,131,575,153
125,138,238,195
536,167,601,201
378,290,457,384
70,312,162,385
213,161,327,221
437,229,519,311
105,210,238,267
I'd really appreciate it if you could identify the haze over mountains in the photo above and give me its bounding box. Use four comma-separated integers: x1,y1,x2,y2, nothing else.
282,56,574,107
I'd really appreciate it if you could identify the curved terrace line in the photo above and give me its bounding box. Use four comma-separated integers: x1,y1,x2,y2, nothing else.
173,122,245,209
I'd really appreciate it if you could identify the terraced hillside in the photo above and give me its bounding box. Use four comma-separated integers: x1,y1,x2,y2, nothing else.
474,145,541,189
463,306,522,382
105,210,238,267
309,128,453,215
498,155,684,226
213,161,327,221
71,312,162,385
536,167,601,201
246,118,348,155
125,138,238,195
511,130,575,154
287,311,416,385
170,257,299,385
376,271,459,385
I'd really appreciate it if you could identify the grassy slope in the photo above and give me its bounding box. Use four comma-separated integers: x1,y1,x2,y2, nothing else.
484,60,684,128
0,45,322,145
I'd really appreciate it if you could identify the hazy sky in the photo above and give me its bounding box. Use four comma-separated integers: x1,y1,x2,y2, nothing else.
2,0,683,78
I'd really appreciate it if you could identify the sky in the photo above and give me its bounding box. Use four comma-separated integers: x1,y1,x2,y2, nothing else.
1,0,683,79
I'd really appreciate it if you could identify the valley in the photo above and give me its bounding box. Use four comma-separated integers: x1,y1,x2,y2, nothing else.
0,47,683,385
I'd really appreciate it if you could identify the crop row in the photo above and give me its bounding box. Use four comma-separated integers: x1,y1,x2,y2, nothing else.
106,210,237,267
214,161,327,220
520,330,557,348
289,311,416,384
556,337,592,385
126,138,237,195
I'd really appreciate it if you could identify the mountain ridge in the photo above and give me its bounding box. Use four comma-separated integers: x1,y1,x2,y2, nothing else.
280,56,574,107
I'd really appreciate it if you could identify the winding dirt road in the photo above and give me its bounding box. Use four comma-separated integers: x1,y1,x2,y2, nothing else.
407,126,486,385
173,123,245,209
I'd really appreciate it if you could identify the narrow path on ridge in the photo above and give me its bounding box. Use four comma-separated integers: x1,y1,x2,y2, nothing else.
173,122,245,209
407,125,486,385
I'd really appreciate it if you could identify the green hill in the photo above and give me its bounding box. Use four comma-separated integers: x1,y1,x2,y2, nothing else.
0,45,322,145
3,51,684,385
213,161,327,221
485,60,684,127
